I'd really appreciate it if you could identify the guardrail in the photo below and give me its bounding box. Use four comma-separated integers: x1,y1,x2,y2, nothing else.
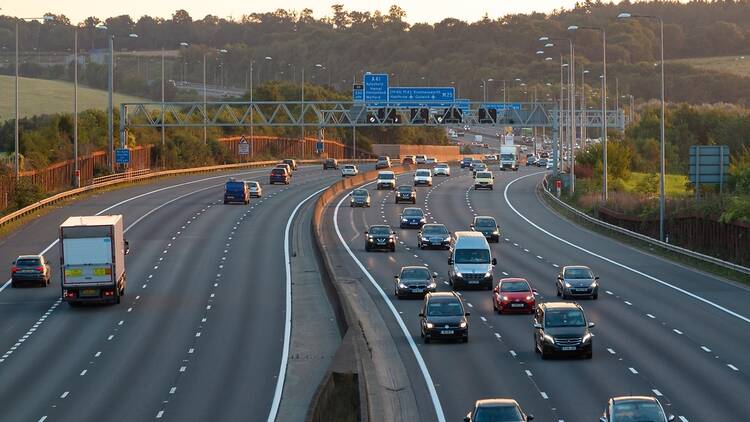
0,159,374,232
541,176,750,276
91,168,152,185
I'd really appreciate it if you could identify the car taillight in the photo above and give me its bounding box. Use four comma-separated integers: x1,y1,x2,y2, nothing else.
103,290,114,297
64,290,76,299
36,266,44,272
11,266,19,273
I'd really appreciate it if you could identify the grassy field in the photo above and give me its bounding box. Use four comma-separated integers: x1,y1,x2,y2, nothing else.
671,55,750,78
0,75,148,121
622,172,691,197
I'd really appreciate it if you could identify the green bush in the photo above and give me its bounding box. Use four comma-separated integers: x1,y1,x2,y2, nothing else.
13,179,45,209
720,195,750,223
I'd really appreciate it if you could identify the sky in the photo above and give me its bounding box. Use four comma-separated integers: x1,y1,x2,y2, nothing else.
2,0,582,25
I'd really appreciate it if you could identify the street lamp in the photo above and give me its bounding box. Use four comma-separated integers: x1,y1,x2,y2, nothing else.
581,69,590,143
569,24,609,201
618,11,666,241
264,56,272,83
14,15,54,180
201,48,228,144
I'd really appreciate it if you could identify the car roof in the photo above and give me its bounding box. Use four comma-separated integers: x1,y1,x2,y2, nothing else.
540,301,582,310
401,265,429,272
398,185,412,188
499,278,528,283
612,396,659,403
422,223,446,228
563,265,592,271
427,291,460,300
16,254,42,260
403,207,423,212
368,224,390,229
474,215,496,221
475,398,519,407
378,171,395,174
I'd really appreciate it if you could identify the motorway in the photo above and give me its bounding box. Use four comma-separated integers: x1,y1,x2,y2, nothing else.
327,163,750,421
0,164,354,421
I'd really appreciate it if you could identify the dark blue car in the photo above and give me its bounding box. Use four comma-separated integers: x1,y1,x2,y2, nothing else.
400,207,426,229
224,180,249,204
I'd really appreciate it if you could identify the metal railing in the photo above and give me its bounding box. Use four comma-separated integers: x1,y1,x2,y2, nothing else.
91,168,152,185
541,176,750,276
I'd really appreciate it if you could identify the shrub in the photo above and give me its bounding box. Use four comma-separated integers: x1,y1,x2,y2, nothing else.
13,179,45,209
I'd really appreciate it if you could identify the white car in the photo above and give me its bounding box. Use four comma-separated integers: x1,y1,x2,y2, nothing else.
413,169,433,186
376,171,397,190
426,157,437,165
433,163,451,176
415,154,428,165
245,180,262,198
341,164,359,177
546,160,554,169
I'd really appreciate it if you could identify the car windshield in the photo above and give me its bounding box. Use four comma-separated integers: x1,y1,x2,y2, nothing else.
403,209,424,217
436,164,448,168
422,225,448,235
401,268,430,280
246,182,259,188
477,172,492,179
475,218,496,228
16,258,41,266
475,164,486,169
398,186,412,193
225,181,245,191
473,405,524,422
352,190,368,197
462,158,472,162
426,300,463,316
271,169,286,175
344,165,355,169
545,310,586,327
612,401,666,422
454,249,490,264
415,170,431,177
501,281,530,292
379,173,395,180
564,268,594,279
500,153,514,160
369,226,391,235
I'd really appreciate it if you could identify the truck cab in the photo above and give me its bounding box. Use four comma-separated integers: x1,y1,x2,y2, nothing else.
500,146,519,171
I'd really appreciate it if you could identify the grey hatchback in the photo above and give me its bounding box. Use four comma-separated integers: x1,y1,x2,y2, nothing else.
11,255,51,287
394,266,438,298
556,265,599,300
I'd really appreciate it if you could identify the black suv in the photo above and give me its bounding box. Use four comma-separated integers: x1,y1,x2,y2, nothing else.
364,225,396,252
394,266,437,298
460,157,474,168
471,216,500,243
418,224,451,249
533,302,594,359
395,185,416,204
419,292,470,343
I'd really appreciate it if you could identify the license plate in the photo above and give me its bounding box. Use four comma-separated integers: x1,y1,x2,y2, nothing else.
575,288,588,292
411,289,423,293
431,241,441,245
561,346,576,351
377,241,385,244
511,303,525,308
80,288,99,297
468,280,479,284
65,269,83,277
441,330,454,335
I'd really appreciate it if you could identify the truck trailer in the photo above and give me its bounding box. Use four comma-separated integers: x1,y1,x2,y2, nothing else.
500,145,520,171
60,215,128,305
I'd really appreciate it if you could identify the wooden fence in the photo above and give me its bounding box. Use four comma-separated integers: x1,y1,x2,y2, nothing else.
216,135,373,160
598,207,750,267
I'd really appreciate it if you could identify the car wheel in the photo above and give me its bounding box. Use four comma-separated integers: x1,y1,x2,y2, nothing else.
424,336,431,344
592,292,598,300
540,348,549,360
365,245,370,252
556,285,561,297
462,336,469,343
11,281,17,288
584,350,593,359
40,279,47,288
390,246,395,252
412,199,416,204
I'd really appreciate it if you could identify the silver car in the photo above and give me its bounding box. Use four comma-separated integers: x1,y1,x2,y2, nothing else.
556,265,599,300
433,163,451,176
245,181,262,198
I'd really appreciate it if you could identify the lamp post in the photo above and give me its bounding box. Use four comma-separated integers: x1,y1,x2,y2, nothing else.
14,15,54,180
569,24,608,201
581,68,589,144
618,12,666,241
202,48,228,144
264,56,272,83
73,28,79,187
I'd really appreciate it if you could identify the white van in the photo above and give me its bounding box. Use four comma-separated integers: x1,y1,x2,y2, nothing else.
448,231,497,290
376,171,396,190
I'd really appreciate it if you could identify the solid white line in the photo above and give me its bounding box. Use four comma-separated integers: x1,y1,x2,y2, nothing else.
700,346,712,352
629,367,638,374
678,417,689,422
673,329,683,335
38,417,47,422
267,186,328,422
652,389,663,396
728,364,739,371
503,172,750,325
333,183,446,422
607,348,616,354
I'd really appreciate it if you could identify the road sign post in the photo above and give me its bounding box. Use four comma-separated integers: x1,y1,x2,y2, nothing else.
115,148,130,167
690,145,730,199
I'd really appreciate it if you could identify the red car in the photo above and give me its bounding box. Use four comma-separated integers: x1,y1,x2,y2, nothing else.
492,278,537,314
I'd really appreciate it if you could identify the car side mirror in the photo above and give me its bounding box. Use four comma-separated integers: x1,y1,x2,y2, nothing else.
667,415,675,422
448,257,453,265
364,231,368,235
599,417,607,422
124,241,130,255
588,322,596,328
394,275,399,279
432,272,438,278
532,288,539,295
492,258,497,266
464,415,471,422
595,276,600,280
533,322,542,329
464,312,471,317
418,312,425,317
527,416,534,421
469,224,474,228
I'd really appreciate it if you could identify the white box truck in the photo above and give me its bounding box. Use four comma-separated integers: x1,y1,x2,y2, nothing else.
60,215,128,305
500,145,519,171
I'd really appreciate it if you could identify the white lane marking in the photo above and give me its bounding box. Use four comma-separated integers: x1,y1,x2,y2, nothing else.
536,255,543,259
624,301,632,306
525,370,533,377
267,186,329,422
169,387,177,394
179,366,187,372
156,410,164,418
467,303,474,308
510,350,517,357
652,389,663,396
607,348,616,354
606,290,613,295
38,417,47,422
646,313,656,319
552,264,560,268
494,333,501,339
80,370,87,376
678,417,689,422
60,391,69,399
502,271,509,276
700,346,712,353
540,392,549,399
334,185,446,422
107,335,114,341
673,329,683,335
94,351,101,357
629,367,639,374
728,364,739,371
504,171,750,325
480,316,487,322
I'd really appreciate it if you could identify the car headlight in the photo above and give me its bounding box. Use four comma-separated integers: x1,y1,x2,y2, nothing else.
444,237,451,242
420,218,426,223
421,237,428,242
591,281,598,287
455,272,463,278
484,271,493,278
582,332,592,343
543,334,555,344
492,230,499,235
426,322,434,329
401,218,408,222
525,295,533,301
368,235,374,239
398,283,407,289
565,282,572,288
501,295,509,301
459,321,468,329
428,282,437,289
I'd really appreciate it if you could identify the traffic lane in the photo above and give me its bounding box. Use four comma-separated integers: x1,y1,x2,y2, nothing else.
424,168,656,420
497,170,750,372
12,170,331,421
469,169,749,419
161,175,339,421
0,166,331,360
342,173,559,421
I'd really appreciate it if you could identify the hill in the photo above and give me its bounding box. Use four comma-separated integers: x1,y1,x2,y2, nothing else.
0,75,148,121
672,56,750,79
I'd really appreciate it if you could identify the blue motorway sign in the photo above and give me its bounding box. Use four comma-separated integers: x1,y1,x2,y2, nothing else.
352,83,363,102
364,73,389,102
483,102,522,111
316,141,324,154
388,87,455,103
455,99,471,113
115,148,130,164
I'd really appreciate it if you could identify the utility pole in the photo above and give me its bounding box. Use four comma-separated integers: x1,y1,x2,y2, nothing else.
73,29,79,187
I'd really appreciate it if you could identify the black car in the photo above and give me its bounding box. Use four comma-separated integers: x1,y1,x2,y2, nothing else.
282,158,298,171
536,158,548,167
400,208,426,229
394,266,437,298
460,157,473,168
350,189,371,207
395,185,417,204
465,399,534,422
471,216,500,243
323,158,338,170
11,254,51,288
526,155,537,166
557,265,599,300
533,302,594,359
419,292,469,343
364,225,396,252
418,224,451,249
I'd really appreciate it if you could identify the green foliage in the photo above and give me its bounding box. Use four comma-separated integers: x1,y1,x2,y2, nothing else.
577,141,632,181
720,195,750,223
635,173,660,197
13,179,45,209
729,146,750,194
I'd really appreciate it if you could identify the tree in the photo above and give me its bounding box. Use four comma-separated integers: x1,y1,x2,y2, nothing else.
172,10,193,24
